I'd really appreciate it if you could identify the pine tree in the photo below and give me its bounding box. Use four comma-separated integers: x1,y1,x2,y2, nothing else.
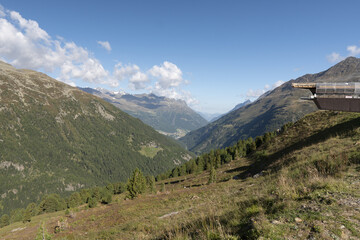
22,208,32,223
88,197,97,208
146,175,156,193
101,192,113,204
10,208,25,223
208,166,216,184
0,214,10,228
127,168,147,199
39,194,65,213
67,192,82,208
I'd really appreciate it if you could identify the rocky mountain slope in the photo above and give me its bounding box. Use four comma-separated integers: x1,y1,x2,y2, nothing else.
0,61,191,215
79,88,208,139
180,57,360,154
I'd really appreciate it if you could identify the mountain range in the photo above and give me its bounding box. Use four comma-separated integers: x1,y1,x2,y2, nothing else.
0,61,191,214
78,87,208,139
180,57,360,154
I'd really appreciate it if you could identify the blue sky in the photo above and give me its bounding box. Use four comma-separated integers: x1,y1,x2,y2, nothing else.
1,0,360,113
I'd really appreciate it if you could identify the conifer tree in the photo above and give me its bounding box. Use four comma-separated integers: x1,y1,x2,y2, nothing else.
101,192,113,204
146,175,156,193
0,214,9,228
127,168,147,199
22,208,32,223
80,189,91,203
10,208,25,223
67,192,82,208
208,166,216,184
88,197,97,208
39,194,66,213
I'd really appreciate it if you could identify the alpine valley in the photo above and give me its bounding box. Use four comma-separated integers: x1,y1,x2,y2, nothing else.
0,61,192,215
78,87,208,139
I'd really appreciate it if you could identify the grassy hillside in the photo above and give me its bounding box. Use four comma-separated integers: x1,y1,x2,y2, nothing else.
1,110,359,239
180,57,360,154
0,62,191,216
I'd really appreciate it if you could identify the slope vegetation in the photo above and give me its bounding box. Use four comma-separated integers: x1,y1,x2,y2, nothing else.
1,110,359,239
0,61,191,215
181,57,360,154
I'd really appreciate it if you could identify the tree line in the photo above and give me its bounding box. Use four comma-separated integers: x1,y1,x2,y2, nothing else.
0,123,290,228
155,128,284,181
0,167,157,228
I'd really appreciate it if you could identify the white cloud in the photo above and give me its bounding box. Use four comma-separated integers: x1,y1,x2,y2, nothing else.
327,52,345,63
0,6,198,105
113,63,139,80
113,63,149,89
347,45,360,56
0,8,112,86
272,80,284,88
150,83,199,106
246,80,284,99
146,61,198,105
129,71,149,90
149,61,183,88
327,42,360,63
10,11,50,42
97,41,111,52
246,89,266,98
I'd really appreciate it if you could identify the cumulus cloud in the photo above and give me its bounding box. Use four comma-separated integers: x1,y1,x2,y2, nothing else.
113,63,140,80
327,42,360,63
246,80,284,99
149,61,183,88
0,6,198,105
113,63,149,90
146,61,198,105
97,41,111,52
347,45,360,56
150,82,199,106
0,7,111,86
129,72,149,90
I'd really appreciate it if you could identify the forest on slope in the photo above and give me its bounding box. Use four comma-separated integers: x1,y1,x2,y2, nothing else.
0,61,191,216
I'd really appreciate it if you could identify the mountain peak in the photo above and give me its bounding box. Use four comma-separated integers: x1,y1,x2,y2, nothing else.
79,87,207,138
320,56,360,80
341,56,359,63
0,60,16,71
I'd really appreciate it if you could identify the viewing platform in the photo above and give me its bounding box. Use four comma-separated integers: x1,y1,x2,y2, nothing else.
292,82,360,112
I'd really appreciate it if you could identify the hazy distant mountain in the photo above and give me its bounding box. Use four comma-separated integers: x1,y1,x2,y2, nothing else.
0,61,191,215
210,100,251,122
197,112,222,122
79,87,208,139
180,57,360,154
